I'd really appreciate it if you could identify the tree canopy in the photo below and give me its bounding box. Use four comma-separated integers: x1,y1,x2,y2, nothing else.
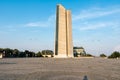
100,54,107,57
108,51,120,58
0,48,54,58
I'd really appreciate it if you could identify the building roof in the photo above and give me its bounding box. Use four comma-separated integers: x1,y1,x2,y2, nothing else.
73,47,84,49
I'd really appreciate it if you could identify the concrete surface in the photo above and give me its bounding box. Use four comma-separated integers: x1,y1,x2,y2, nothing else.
55,4,73,57
0,58,120,80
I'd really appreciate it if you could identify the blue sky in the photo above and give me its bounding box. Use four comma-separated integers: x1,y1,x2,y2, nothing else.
0,0,120,56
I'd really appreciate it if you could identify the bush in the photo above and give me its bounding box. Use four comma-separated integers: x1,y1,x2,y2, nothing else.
36,52,43,57
100,54,107,57
108,51,120,58
86,54,93,57
74,52,78,57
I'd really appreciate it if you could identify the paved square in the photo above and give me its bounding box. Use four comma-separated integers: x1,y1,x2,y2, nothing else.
0,58,120,80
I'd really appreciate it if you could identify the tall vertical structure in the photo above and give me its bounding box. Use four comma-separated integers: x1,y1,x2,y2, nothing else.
55,4,73,58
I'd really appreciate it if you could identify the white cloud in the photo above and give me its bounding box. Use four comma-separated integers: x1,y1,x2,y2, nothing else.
25,15,55,27
25,22,48,27
72,7,120,21
79,22,115,31
72,6,120,31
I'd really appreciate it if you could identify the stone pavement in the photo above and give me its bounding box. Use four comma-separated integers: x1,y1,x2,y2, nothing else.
0,58,120,80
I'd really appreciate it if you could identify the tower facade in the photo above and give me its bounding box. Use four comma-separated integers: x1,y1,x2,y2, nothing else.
54,4,73,58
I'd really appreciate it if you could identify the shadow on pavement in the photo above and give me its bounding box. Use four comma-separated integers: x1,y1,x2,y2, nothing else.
83,75,88,80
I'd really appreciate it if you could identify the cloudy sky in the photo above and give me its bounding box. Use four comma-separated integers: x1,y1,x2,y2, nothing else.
0,0,120,56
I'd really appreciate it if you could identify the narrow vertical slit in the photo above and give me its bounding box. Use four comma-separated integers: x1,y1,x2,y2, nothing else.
66,10,68,56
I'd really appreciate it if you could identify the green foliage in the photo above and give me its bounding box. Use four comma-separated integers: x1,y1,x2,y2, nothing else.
4,48,13,57
0,48,54,58
24,50,35,57
36,51,43,57
0,48,36,58
13,49,19,57
80,52,86,56
19,52,26,57
100,54,107,57
74,52,78,57
42,50,54,56
0,48,4,52
86,54,93,57
108,51,120,58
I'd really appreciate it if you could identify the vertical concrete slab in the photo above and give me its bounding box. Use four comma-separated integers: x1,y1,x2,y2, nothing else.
66,10,73,57
55,4,73,58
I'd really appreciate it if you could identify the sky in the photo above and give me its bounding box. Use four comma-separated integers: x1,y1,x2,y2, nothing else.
0,0,120,56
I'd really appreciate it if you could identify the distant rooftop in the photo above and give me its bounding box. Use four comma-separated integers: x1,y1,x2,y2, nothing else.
73,47,84,49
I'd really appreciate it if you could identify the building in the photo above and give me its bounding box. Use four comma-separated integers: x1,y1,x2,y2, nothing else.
54,4,73,58
42,54,53,58
42,50,54,57
73,47,86,57
0,53,2,58
0,52,3,58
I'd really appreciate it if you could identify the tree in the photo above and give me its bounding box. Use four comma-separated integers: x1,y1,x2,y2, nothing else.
86,54,93,57
24,50,29,57
108,51,120,58
29,51,35,57
42,50,54,57
36,51,43,57
74,52,78,57
4,48,13,57
24,50,35,57
100,54,107,57
0,48,4,52
13,49,19,57
18,51,26,57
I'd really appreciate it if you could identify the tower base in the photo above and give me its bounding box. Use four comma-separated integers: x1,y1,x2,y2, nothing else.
54,54,73,58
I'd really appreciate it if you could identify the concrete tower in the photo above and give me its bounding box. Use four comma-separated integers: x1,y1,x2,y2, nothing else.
54,4,73,58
